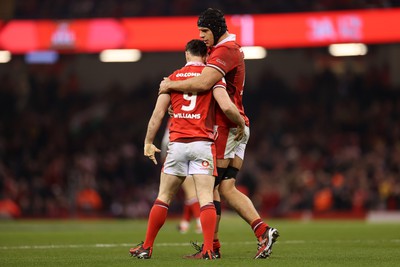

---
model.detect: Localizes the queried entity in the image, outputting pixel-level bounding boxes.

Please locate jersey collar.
[215,33,236,47]
[185,61,206,67]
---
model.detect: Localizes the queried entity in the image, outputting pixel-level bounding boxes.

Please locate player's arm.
[144,93,171,164]
[212,87,245,141]
[160,67,223,94]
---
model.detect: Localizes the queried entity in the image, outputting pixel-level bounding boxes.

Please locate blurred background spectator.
[8,0,400,19]
[0,0,400,219]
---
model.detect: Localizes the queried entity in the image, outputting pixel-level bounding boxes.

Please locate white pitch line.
[0,239,399,250]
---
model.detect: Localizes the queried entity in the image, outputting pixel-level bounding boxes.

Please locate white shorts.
[214,125,250,160]
[163,141,217,177]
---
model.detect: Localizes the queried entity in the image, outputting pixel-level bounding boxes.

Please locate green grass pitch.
[0,214,399,267]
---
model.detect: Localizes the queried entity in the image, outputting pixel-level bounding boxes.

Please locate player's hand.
[167,105,174,117]
[234,125,245,141]
[144,143,161,165]
[159,77,171,95]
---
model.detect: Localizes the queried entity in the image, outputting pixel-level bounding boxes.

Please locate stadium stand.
[0,0,399,218]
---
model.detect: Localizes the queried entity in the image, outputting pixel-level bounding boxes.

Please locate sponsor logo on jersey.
[173,113,201,119]
[176,72,201,78]
[216,58,227,66]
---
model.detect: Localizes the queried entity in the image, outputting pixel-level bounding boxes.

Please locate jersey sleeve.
[212,77,227,90]
[207,46,239,76]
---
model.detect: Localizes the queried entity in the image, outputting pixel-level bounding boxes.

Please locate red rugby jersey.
[207,34,250,128]
[168,61,226,142]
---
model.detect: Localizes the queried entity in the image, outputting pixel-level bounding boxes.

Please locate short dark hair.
[185,39,208,57]
[197,8,227,45]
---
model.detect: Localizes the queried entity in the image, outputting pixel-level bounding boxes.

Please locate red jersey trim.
[207,64,226,76]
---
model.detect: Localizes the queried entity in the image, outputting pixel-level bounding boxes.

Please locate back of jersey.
[168,62,216,142]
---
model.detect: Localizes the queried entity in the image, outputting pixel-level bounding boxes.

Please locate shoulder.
[169,66,189,79]
[212,42,243,59]
[215,40,241,51]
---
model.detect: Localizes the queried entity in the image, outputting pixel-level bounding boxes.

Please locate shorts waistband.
[173,137,213,143]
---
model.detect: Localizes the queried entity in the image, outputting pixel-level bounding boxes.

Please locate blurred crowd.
[0,60,161,218]
[11,0,400,19]
[1,51,399,219]
[242,61,400,217]
[1,0,400,219]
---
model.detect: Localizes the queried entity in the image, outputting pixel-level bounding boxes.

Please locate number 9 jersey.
[168,61,226,142]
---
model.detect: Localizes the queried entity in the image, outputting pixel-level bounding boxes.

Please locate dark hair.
[185,39,208,57]
[197,8,227,45]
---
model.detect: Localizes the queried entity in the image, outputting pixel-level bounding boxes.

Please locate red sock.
[213,239,221,250]
[182,203,191,222]
[190,201,200,219]
[199,203,216,253]
[251,218,268,239]
[143,199,169,249]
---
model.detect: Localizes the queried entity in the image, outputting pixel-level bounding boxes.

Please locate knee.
[219,181,236,198]
[157,193,174,205]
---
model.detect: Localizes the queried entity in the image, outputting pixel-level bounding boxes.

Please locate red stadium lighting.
[0,8,400,53]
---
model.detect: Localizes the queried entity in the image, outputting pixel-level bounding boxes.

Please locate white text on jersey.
[176,72,201,78]
[173,113,201,119]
